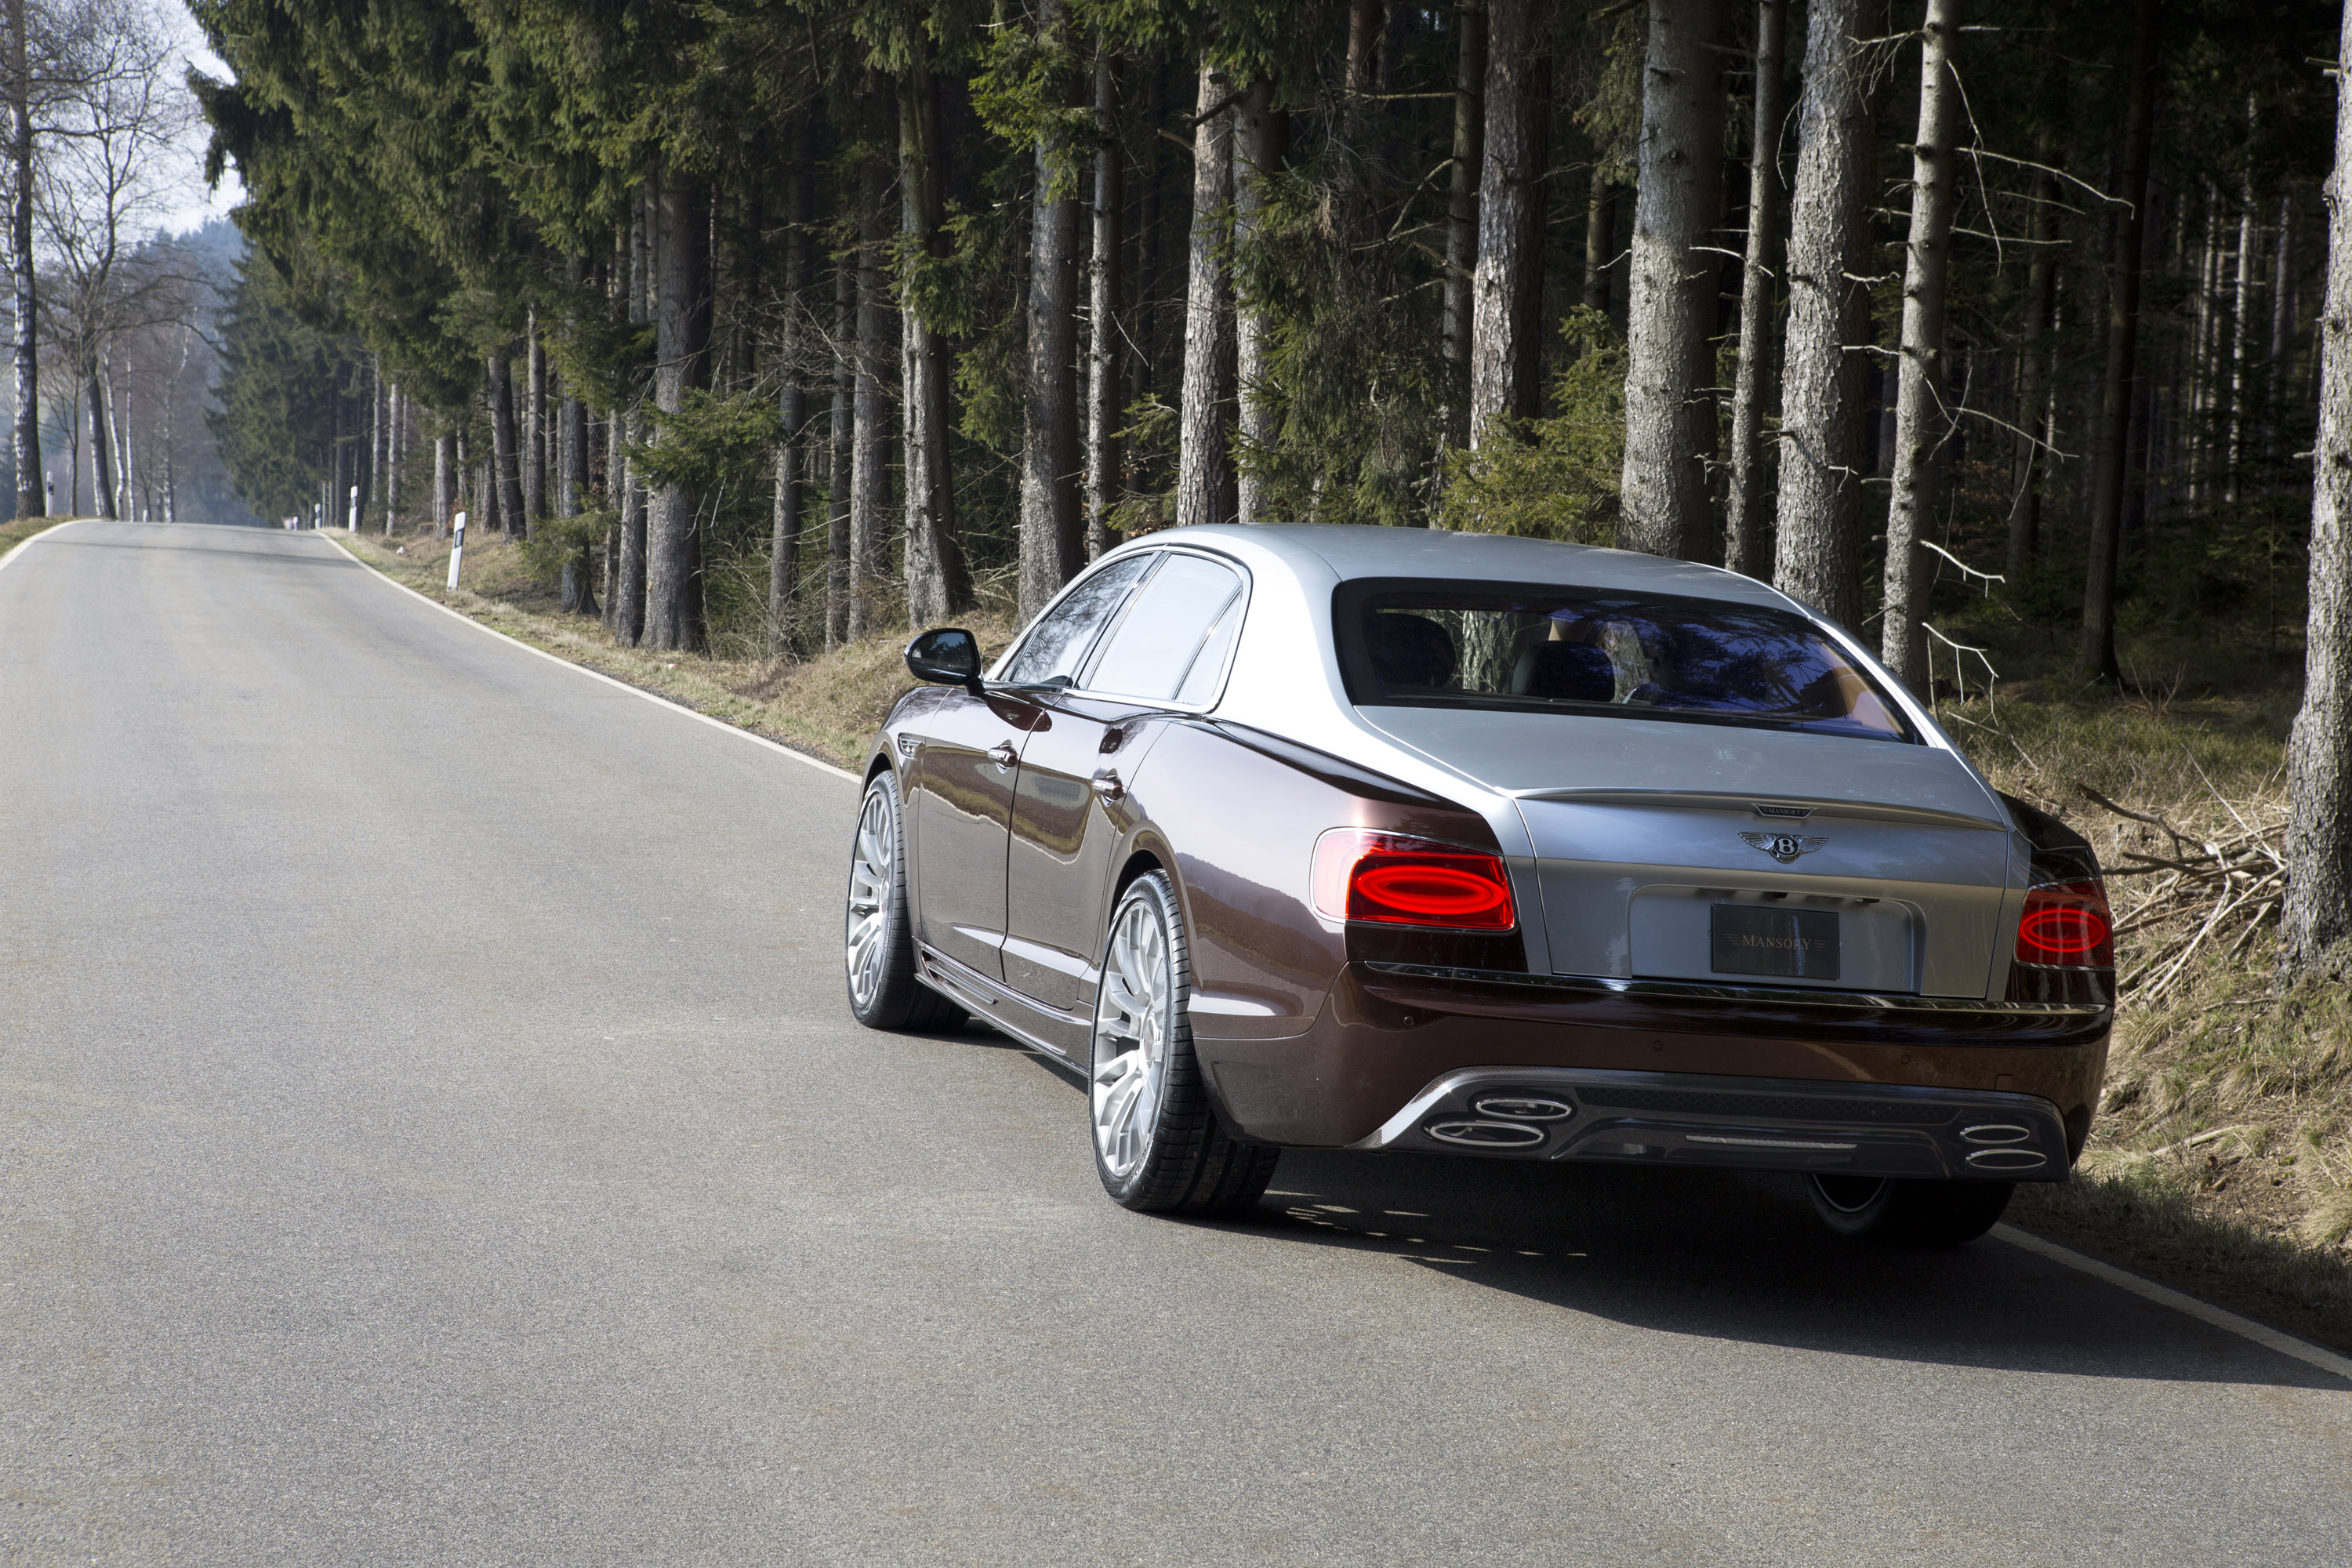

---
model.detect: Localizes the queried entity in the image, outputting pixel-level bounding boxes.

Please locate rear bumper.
[1348,1065,2071,1181]
[1194,961,2110,1160]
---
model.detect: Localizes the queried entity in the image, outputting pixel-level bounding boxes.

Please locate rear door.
[1003,552,1247,1017]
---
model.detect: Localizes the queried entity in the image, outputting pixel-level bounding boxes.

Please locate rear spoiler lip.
[1508,787,2005,833]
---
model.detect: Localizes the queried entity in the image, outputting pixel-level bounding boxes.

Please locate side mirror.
[906,627,985,695]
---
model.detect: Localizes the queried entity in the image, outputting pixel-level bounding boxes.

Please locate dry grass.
[336,529,1017,769]
[329,530,2352,1350]
[0,514,78,561]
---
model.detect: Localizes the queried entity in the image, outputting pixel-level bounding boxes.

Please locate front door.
[1002,694,1156,1017]
[902,687,1041,981]
[1003,550,1247,1019]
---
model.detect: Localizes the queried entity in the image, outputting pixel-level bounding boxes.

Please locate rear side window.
[1000,553,1155,685]
[1085,554,1245,702]
[1336,579,1912,742]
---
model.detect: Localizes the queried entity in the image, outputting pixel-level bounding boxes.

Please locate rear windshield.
[1336,580,1913,742]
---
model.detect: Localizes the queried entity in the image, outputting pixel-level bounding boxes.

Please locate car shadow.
[1006,1044,2341,1391]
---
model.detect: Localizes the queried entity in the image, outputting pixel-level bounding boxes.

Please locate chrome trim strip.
[916,944,1083,1062]
[1361,961,2107,1018]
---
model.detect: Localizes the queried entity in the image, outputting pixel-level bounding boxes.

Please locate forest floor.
[335,527,2352,1356]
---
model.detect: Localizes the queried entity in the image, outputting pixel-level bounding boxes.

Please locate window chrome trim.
[1066,546,1254,713]
[1361,961,2108,1018]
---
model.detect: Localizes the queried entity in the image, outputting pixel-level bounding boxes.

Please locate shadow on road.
[1000,1042,2342,1391]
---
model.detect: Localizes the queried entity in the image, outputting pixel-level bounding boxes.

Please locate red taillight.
[2016,881,2114,967]
[1312,829,1516,931]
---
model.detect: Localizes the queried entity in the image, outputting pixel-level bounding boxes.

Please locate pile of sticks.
[2074,782,2288,1001]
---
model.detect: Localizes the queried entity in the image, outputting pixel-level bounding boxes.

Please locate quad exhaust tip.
[1965,1147,2047,1171]
[1472,1095,1574,1122]
[1960,1123,2034,1145]
[1426,1119,1548,1149]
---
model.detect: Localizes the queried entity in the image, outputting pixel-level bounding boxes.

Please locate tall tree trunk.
[1129,63,1165,418]
[524,308,546,521]
[851,205,890,641]
[2269,191,2298,463]
[86,374,116,519]
[1582,178,1613,314]
[1772,0,1886,630]
[2006,128,2060,579]
[8,0,35,521]
[1879,0,1963,692]
[1020,0,1085,618]
[1725,0,1788,580]
[2283,0,2352,981]
[900,55,972,627]
[1232,78,1283,526]
[1175,59,1236,528]
[646,170,713,652]
[1085,47,1123,559]
[615,201,653,646]
[384,384,400,532]
[433,429,452,539]
[488,348,525,542]
[770,132,813,656]
[1617,0,1729,561]
[829,252,854,649]
[1443,0,1487,452]
[2079,0,2158,684]
[2227,133,2256,505]
[1468,0,1542,448]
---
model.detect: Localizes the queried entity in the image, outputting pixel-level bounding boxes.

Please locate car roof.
[1123,524,1801,612]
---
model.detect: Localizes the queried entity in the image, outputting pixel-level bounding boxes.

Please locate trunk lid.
[1361,709,2016,998]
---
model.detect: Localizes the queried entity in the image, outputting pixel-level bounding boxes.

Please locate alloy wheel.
[1091,897,1172,1180]
[844,788,894,1010]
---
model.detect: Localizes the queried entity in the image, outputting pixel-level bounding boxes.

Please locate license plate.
[1710,905,1840,981]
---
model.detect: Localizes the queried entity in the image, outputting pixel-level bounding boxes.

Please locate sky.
[156,2,241,238]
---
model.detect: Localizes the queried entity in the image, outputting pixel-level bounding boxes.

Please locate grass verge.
[331,527,2352,1356]
[0,514,78,561]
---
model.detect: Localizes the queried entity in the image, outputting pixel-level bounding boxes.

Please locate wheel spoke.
[1091,887,1180,1181]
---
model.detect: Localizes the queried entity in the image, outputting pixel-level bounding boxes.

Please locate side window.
[1084,554,1245,702]
[999,554,1156,685]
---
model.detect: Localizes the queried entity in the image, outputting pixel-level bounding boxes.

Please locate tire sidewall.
[844,773,910,1026]
[1091,873,1191,1206]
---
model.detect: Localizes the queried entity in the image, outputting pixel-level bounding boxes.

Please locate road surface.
[3,521,2347,1566]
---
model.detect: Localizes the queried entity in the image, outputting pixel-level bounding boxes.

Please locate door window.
[998,553,1156,686]
[1083,554,1245,702]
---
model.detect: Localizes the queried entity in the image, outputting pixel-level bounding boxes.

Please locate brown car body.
[869,526,2111,1190]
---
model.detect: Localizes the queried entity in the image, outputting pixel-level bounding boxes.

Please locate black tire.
[843,771,965,1033]
[1088,871,1280,1218]
[1806,1174,2014,1247]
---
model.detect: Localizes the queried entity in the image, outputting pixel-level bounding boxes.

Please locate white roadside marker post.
[347,485,359,532]
[447,510,466,590]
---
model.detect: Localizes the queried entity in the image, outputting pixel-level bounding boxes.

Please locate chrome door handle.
[986,742,1018,770]
[1091,768,1124,800]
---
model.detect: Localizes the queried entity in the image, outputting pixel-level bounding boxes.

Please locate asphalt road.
[3,520,2347,1566]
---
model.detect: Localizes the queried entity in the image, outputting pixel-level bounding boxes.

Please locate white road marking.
[314,529,859,783]
[1994,1223,2352,1385]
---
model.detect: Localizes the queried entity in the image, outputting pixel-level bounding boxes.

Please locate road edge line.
[1992,1222,2352,1385]
[0,517,84,575]
[312,532,861,784]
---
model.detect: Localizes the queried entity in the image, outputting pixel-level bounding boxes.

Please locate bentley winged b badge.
[1741,830,1828,864]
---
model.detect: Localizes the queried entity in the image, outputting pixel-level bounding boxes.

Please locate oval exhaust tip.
[1472,1095,1574,1122]
[1960,1123,2034,1145]
[1426,1119,1547,1149]
[1965,1148,2047,1171]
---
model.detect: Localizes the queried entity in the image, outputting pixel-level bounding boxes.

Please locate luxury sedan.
[846,525,2114,1246]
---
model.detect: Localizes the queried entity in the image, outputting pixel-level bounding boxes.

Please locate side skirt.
[917,943,1091,1065]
